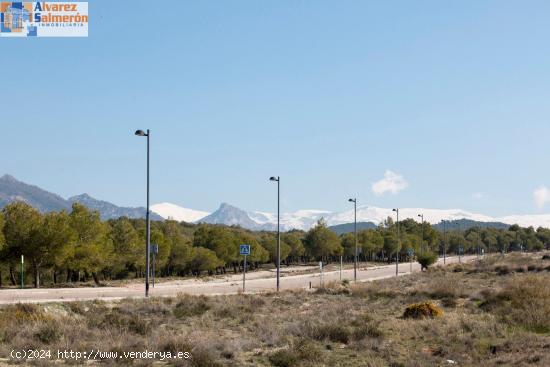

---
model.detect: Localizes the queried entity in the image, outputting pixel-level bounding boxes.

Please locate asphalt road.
[0,256,476,304]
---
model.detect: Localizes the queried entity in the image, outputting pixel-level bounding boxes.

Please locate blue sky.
[1,0,550,216]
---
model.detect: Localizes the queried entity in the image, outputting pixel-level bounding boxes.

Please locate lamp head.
[392,208,398,212]
[348,198,355,203]
[269,176,279,181]
[135,129,147,137]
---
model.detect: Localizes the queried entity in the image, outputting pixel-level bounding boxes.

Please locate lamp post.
[135,129,150,297]
[21,255,24,289]
[418,214,424,255]
[392,208,400,276]
[442,220,447,264]
[348,198,357,282]
[477,227,481,259]
[269,176,280,292]
[458,221,462,263]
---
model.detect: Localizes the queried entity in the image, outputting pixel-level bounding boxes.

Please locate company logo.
[1,2,88,37]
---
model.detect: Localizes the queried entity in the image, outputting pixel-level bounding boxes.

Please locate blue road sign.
[240,244,251,255]
[407,248,414,257]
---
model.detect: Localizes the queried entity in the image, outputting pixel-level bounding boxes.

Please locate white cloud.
[371,170,408,196]
[533,186,550,209]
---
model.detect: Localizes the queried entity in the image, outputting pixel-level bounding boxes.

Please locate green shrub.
[352,321,384,339]
[8,303,46,323]
[189,346,223,367]
[427,275,460,299]
[403,302,443,319]
[159,336,193,354]
[292,339,323,362]
[35,321,61,343]
[66,302,86,315]
[315,281,351,295]
[93,308,151,335]
[441,297,457,308]
[269,349,298,367]
[128,317,151,335]
[417,252,438,270]
[213,303,252,319]
[307,322,352,343]
[495,265,511,275]
[173,296,210,319]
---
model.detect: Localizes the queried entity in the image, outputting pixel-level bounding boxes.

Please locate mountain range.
[0,174,162,220]
[2,174,550,231]
[152,202,550,231]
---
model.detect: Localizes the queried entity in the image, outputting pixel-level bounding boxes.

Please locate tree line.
[0,201,548,288]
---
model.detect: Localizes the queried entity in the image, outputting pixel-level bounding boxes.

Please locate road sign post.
[151,244,159,288]
[407,248,414,273]
[339,255,342,281]
[319,261,323,288]
[21,255,24,289]
[240,245,251,292]
[243,254,247,292]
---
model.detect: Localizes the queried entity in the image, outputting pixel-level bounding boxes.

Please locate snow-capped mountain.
[151,201,550,231]
[198,203,274,230]
[249,209,332,231]
[150,202,209,223]
[196,204,334,231]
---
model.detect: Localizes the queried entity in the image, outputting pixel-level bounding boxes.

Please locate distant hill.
[68,193,163,221]
[328,219,510,235]
[328,222,377,235]
[432,219,510,231]
[0,174,161,220]
[0,174,70,212]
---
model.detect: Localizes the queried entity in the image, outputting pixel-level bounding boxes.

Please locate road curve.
[0,256,476,304]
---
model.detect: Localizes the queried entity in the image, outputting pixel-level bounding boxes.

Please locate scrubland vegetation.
[0,253,548,366]
[1,201,549,289]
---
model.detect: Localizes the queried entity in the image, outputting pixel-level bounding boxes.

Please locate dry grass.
[0,253,548,366]
[479,274,550,333]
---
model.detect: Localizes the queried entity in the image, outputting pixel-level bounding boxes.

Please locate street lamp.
[348,198,357,282]
[135,129,150,297]
[442,220,447,264]
[269,176,280,292]
[477,227,481,259]
[417,214,424,255]
[393,208,400,276]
